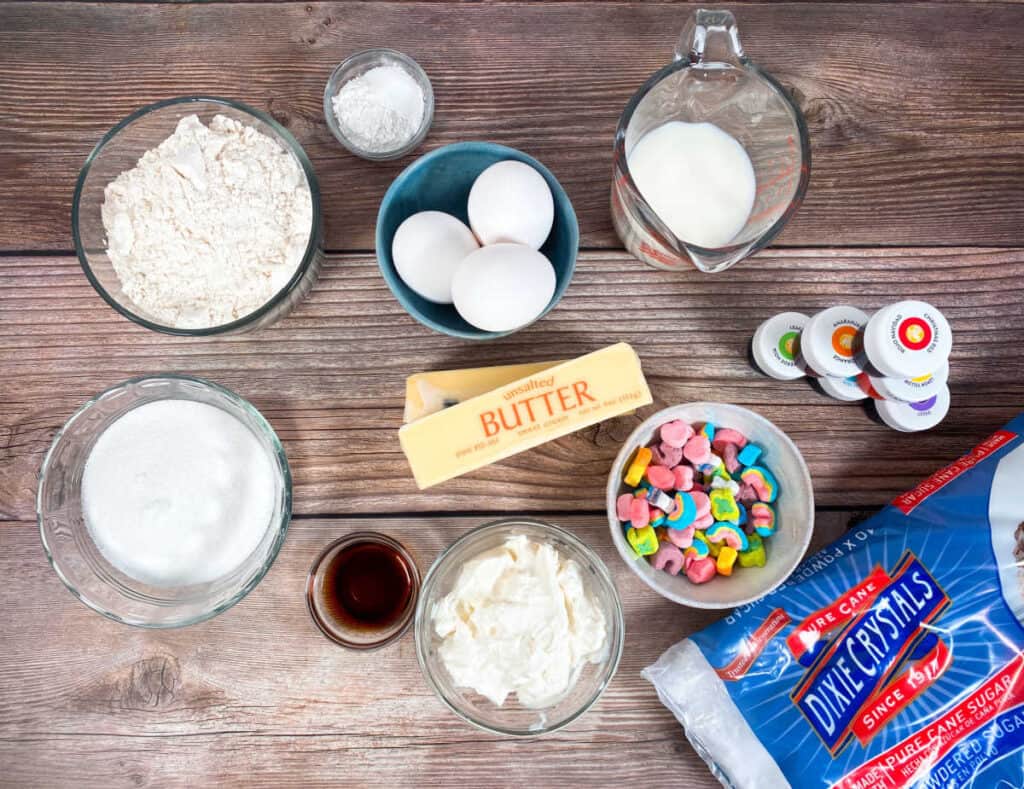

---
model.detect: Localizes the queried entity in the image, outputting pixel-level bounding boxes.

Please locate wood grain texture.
[0,512,857,788]
[2,247,1022,521]
[2,2,1024,252]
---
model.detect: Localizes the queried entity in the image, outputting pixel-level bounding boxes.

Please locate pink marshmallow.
[616,493,635,521]
[672,464,694,492]
[683,435,712,465]
[630,497,650,529]
[651,543,684,576]
[723,443,741,475]
[737,482,759,504]
[645,464,675,490]
[663,525,695,549]
[751,504,774,530]
[711,429,748,452]
[660,419,694,449]
[690,490,711,518]
[692,513,715,530]
[685,556,717,584]
[657,442,683,469]
[745,477,772,503]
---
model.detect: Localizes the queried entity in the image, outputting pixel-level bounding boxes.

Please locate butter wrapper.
[403,360,563,423]
[399,343,652,489]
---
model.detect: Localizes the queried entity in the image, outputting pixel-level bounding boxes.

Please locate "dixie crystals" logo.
[790,551,950,755]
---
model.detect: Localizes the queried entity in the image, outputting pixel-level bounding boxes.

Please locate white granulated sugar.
[332,65,425,153]
[101,114,312,329]
[81,399,278,588]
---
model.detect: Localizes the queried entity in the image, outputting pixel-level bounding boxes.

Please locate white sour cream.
[431,535,608,709]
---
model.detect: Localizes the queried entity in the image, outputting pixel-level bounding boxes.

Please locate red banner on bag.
[833,651,1024,789]
[892,430,1016,514]
[715,608,791,681]
[851,637,952,745]
[785,566,890,660]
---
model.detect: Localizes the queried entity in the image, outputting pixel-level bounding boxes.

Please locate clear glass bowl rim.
[322,48,435,161]
[613,57,812,257]
[71,95,323,336]
[36,373,293,628]
[413,517,625,737]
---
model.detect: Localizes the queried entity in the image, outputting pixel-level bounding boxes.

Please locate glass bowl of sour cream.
[37,375,291,628]
[414,519,624,736]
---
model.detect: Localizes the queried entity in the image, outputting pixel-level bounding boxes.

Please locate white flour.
[101,114,312,329]
[332,65,425,153]
[81,399,278,588]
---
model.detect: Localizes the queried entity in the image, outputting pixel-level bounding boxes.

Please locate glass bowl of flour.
[414,519,624,736]
[72,97,322,335]
[37,375,291,628]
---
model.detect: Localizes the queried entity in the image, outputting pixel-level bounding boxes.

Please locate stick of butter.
[399,343,652,489]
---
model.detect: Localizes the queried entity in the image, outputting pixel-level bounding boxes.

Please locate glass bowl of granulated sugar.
[38,374,292,628]
[73,97,323,335]
[324,48,434,161]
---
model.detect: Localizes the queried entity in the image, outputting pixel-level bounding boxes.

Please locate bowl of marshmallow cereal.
[607,403,814,609]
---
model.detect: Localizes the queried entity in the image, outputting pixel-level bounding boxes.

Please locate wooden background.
[2,2,1023,786]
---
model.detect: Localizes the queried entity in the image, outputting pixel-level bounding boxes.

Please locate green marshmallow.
[712,465,733,482]
[627,525,659,557]
[709,488,741,522]
[737,533,766,568]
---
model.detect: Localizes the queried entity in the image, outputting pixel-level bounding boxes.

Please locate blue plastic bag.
[644,414,1024,788]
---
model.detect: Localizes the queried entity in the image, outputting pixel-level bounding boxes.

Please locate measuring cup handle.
[675,8,746,66]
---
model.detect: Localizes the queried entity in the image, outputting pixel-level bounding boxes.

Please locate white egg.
[391,211,480,304]
[452,243,557,332]
[467,160,555,250]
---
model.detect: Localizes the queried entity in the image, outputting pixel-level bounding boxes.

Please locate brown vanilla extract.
[318,540,414,630]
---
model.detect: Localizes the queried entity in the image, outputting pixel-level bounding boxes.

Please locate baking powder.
[332,65,425,153]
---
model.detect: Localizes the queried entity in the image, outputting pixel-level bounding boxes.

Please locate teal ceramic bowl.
[376,142,578,340]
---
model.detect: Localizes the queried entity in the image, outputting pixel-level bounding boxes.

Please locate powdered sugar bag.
[644,413,1024,788]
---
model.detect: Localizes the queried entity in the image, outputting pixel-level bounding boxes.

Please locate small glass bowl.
[324,48,434,161]
[414,519,624,736]
[37,375,292,628]
[72,96,323,336]
[306,532,420,650]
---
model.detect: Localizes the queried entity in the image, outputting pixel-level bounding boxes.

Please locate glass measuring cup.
[611,9,810,273]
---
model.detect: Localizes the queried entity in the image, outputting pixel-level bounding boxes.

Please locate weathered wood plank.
[0,512,857,788]
[1,2,1023,251]
[2,248,1021,521]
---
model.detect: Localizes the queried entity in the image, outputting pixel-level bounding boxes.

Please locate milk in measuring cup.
[627,121,756,249]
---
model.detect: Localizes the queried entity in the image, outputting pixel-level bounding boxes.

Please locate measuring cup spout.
[676,9,746,68]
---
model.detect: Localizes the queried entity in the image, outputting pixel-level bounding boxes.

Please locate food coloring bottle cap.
[863,300,952,378]
[855,373,885,400]
[799,306,870,378]
[875,384,951,433]
[868,360,949,404]
[751,312,810,381]
[816,374,870,402]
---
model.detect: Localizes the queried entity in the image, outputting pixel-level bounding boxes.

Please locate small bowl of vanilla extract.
[306,532,420,650]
